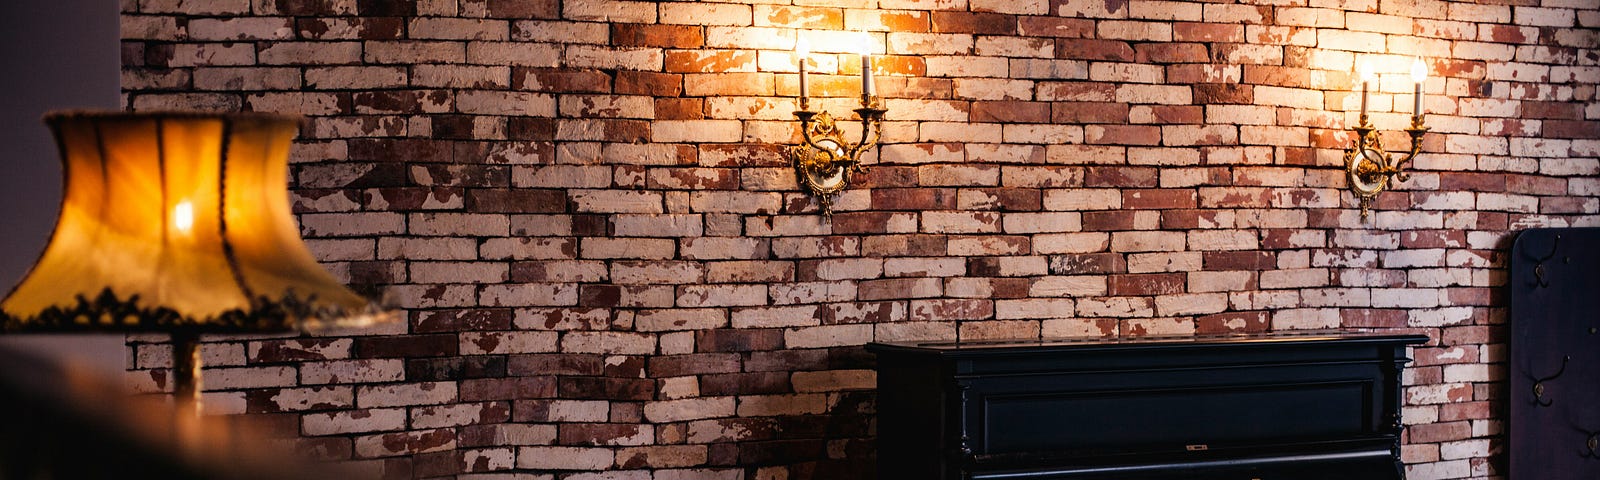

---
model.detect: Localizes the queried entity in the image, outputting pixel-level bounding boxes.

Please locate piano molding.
[1511,228,1600,480]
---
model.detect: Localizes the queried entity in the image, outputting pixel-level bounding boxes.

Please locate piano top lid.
[867,330,1430,356]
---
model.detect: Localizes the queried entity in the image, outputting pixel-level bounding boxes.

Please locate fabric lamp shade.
[1,112,391,333]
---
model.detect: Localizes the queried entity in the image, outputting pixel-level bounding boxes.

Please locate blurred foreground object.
[0,344,366,479]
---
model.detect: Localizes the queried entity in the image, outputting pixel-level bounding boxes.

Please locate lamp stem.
[172,330,203,418]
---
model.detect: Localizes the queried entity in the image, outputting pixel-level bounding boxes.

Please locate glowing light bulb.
[1410,58,1428,118]
[1410,58,1428,84]
[173,201,194,233]
[795,36,810,58]
[1358,61,1376,84]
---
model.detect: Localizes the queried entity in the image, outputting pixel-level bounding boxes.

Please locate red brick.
[1438,172,1507,192]
[1085,167,1158,188]
[1173,22,1245,43]
[557,377,655,401]
[1048,253,1126,275]
[1341,309,1408,328]
[701,372,791,395]
[356,335,459,358]
[873,55,927,76]
[972,101,1051,123]
[1203,251,1275,271]
[931,11,1016,35]
[861,235,949,257]
[1193,84,1253,103]
[964,188,1043,211]
[1144,105,1203,124]
[407,357,507,381]
[650,353,742,377]
[252,339,351,363]
[1055,39,1136,62]
[516,68,612,93]
[1088,125,1161,145]
[872,188,957,210]
[466,189,567,213]
[832,212,905,234]
[1439,401,1493,421]
[1400,230,1467,249]
[1108,273,1185,296]
[1053,102,1130,123]
[1243,65,1310,88]
[559,423,650,446]
[1196,311,1269,334]
[696,329,785,352]
[665,50,755,73]
[485,0,559,19]
[615,71,682,96]
[1408,421,1472,443]
[1160,208,1229,229]
[1135,43,1209,63]
[507,354,605,377]
[461,377,557,401]
[1122,189,1197,209]
[761,6,843,29]
[1543,120,1600,139]
[349,139,455,163]
[613,24,704,48]
[1019,17,1094,38]
[1081,211,1137,231]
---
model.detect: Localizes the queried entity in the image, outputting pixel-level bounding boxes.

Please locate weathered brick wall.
[120,0,1598,478]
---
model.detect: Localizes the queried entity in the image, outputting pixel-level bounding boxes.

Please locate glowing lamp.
[1,111,394,413]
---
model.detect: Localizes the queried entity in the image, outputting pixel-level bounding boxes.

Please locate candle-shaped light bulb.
[795,36,810,106]
[1357,60,1374,118]
[859,33,876,97]
[173,201,194,233]
[1410,58,1427,118]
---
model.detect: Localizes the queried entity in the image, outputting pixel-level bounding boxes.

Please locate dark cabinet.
[868,332,1427,480]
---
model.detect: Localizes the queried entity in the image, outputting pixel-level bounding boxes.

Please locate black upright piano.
[867,331,1428,480]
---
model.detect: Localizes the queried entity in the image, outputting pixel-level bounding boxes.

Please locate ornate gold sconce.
[789,34,886,215]
[1346,58,1430,220]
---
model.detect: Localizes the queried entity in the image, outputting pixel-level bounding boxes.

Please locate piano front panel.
[977,380,1374,454]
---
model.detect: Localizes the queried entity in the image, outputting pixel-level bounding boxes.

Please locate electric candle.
[1410,58,1428,119]
[1358,60,1375,118]
[859,34,875,97]
[796,36,810,106]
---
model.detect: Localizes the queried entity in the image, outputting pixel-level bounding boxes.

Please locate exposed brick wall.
[120,0,1598,478]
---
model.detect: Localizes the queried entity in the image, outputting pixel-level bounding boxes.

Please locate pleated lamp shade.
[1,112,392,333]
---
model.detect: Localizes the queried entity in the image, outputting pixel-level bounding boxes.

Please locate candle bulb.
[795,36,810,108]
[1357,60,1375,118]
[1410,57,1428,120]
[859,34,875,97]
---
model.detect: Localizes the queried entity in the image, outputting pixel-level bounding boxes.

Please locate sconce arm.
[1392,121,1430,181]
[794,110,845,161]
[850,107,887,164]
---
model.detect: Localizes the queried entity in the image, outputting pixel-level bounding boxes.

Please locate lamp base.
[171,330,202,418]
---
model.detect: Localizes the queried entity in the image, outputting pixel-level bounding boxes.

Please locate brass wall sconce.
[789,34,886,215]
[1346,58,1430,219]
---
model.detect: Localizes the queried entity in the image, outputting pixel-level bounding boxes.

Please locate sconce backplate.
[1346,145,1390,197]
[789,111,857,215]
